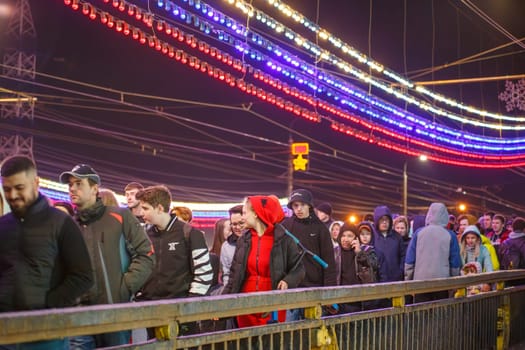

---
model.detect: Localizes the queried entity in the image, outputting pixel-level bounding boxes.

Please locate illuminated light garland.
[161,0,525,150]
[254,66,525,152]
[67,0,320,123]
[64,1,525,167]
[144,1,525,153]
[41,188,72,203]
[258,0,525,124]
[223,0,525,130]
[168,0,525,141]
[102,0,525,157]
[330,122,525,168]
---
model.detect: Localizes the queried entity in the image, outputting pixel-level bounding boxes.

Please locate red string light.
[65,0,525,167]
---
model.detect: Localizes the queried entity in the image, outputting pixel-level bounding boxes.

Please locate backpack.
[106,209,137,274]
[111,209,193,273]
[499,237,525,270]
[356,246,379,283]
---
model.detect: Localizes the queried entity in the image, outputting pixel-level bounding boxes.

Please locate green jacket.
[77,199,155,304]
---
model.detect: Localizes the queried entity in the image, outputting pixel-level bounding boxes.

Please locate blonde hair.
[393,215,408,230]
[460,233,480,262]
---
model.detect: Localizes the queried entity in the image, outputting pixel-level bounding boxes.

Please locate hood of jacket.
[461,225,481,241]
[425,202,449,226]
[509,231,525,239]
[357,221,375,245]
[373,205,392,232]
[248,195,284,234]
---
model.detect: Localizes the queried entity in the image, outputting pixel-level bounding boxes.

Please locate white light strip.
[249,0,525,124]
[40,178,287,211]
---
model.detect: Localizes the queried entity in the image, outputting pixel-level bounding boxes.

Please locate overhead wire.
[2,65,522,211]
[0,74,490,190]
[408,37,525,80]
[461,0,525,50]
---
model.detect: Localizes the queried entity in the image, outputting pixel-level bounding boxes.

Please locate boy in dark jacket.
[373,205,406,282]
[357,222,387,310]
[281,189,336,321]
[135,185,213,335]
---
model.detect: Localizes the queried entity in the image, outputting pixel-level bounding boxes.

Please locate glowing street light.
[0,2,13,18]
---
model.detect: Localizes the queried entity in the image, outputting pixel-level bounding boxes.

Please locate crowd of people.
[1,155,525,349]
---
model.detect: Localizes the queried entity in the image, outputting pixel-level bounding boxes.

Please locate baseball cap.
[287,189,314,209]
[59,164,101,185]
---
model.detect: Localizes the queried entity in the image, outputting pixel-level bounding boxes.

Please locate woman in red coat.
[223,195,305,327]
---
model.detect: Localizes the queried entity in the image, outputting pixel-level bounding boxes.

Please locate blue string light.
[154,0,525,153]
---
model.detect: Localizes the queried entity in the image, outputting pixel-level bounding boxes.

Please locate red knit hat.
[248,195,284,232]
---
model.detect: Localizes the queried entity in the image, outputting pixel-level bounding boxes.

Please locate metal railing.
[1,270,525,349]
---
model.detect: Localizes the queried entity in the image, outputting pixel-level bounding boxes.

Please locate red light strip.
[331,122,525,168]
[65,0,523,168]
[84,1,322,122]
[95,0,525,162]
[251,69,525,162]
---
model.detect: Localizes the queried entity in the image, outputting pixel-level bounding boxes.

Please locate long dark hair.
[211,218,229,256]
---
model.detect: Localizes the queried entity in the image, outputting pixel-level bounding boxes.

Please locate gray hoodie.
[405,203,462,280]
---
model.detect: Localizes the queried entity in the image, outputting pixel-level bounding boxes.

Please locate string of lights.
[238,0,525,123]
[107,0,525,153]
[60,0,525,167]
[149,0,525,145]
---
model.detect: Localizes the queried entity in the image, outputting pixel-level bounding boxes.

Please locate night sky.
[1,0,525,217]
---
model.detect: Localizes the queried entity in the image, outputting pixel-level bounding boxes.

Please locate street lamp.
[403,155,428,217]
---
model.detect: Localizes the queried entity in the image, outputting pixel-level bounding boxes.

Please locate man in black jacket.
[0,156,93,349]
[282,189,337,321]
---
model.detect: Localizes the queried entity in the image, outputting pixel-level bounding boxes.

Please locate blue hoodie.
[373,206,406,282]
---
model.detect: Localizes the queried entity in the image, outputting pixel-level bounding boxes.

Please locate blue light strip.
[238,4,525,130]
[262,0,525,124]
[152,0,525,153]
[41,180,236,219]
[41,188,71,202]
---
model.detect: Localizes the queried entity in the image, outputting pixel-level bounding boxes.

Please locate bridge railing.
[1,270,525,349]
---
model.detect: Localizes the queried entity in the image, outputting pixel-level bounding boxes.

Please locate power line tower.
[1,0,36,159]
[0,134,33,160]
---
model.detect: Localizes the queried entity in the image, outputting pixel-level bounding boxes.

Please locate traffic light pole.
[287,137,294,197]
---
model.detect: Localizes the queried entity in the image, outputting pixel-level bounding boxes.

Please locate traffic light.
[291,142,309,171]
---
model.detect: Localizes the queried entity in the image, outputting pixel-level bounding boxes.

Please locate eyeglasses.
[231,222,244,227]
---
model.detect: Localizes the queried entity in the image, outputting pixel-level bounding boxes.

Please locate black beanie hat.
[316,202,333,216]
